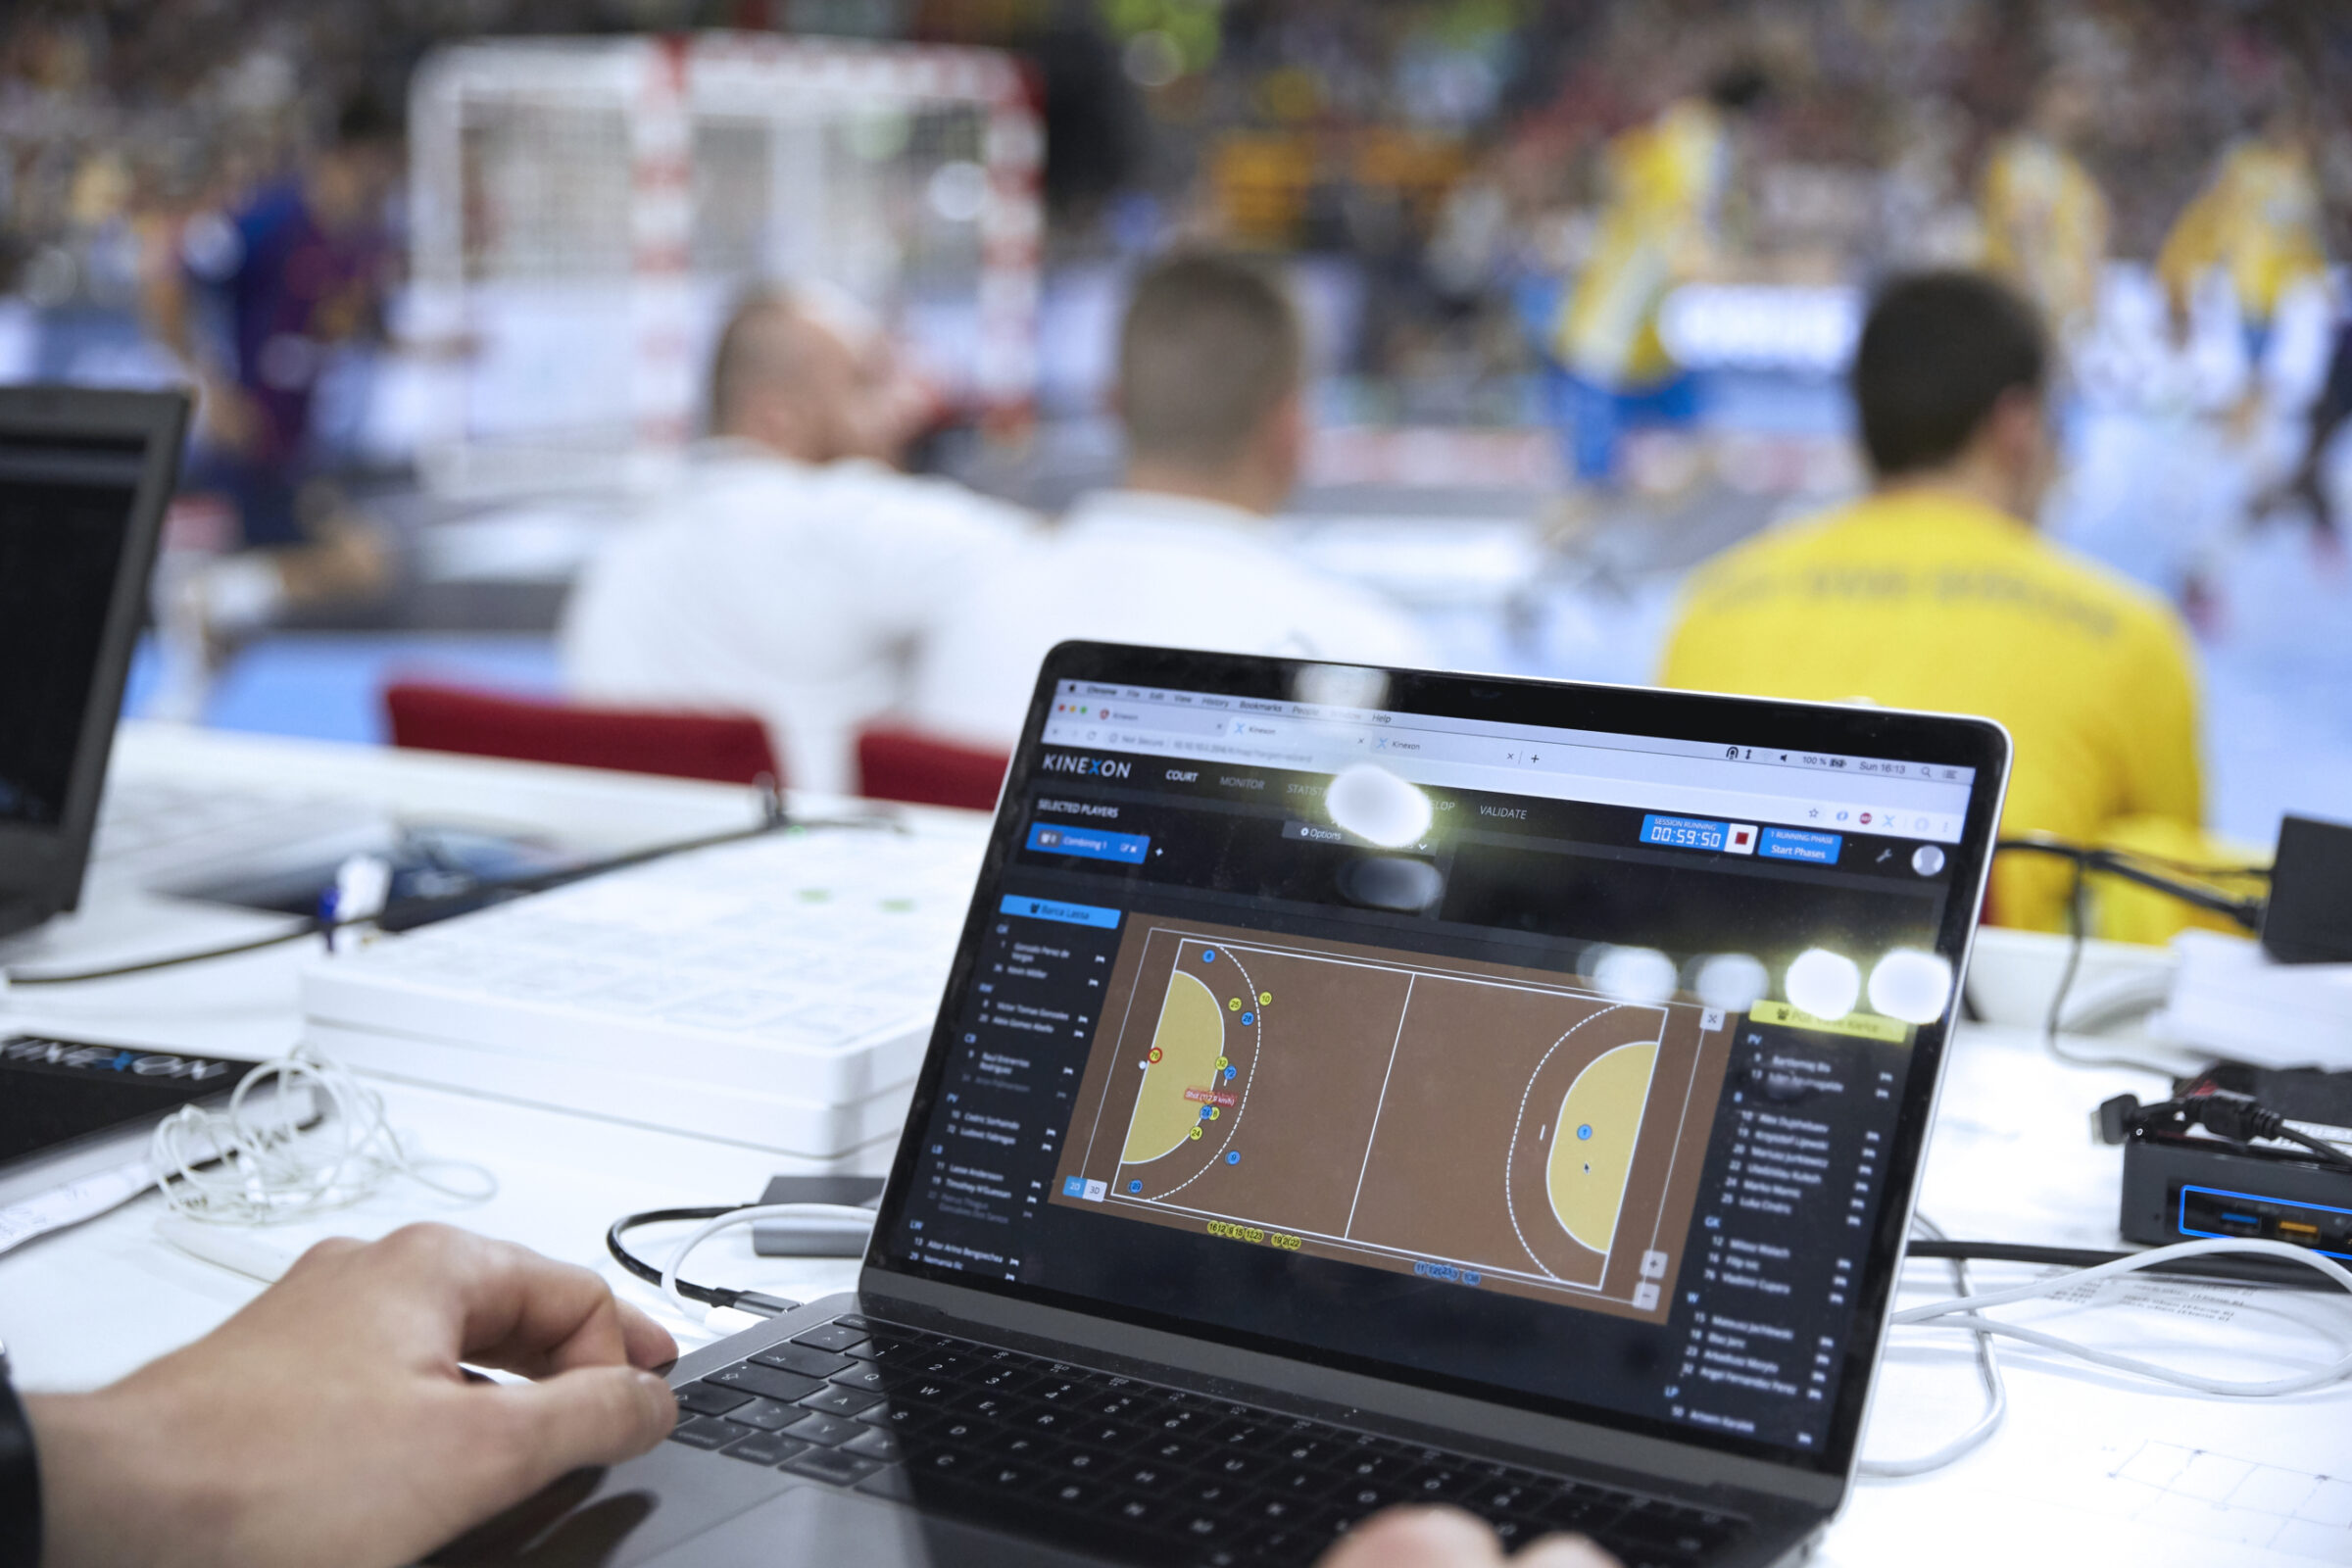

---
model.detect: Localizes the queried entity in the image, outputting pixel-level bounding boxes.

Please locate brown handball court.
[1050,917,1736,1320]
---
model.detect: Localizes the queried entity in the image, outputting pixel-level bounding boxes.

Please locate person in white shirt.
[908,251,1429,748]
[562,287,1034,795]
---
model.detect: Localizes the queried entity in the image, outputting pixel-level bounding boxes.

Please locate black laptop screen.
[878,652,2004,1474]
[0,435,144,828]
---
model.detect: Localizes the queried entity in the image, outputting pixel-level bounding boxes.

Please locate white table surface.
[3,724,2345,1568]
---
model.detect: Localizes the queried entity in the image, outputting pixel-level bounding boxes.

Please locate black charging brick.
[2261,814,2352,965]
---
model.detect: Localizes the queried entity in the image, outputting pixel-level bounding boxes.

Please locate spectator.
[1659,272,2208,935]
[908,252,1429,748]
[561,285,1035,796]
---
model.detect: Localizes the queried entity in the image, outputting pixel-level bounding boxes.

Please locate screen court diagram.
[1052,920,1728,1316]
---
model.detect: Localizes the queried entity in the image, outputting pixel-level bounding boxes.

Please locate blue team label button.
[1026,823,1151,864]
[1759,828,1842,864]
[1641,813,1729,852]
[1000,894,1122,929]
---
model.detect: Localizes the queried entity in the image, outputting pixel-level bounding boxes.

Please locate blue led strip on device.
[2177,1183,2352,1260]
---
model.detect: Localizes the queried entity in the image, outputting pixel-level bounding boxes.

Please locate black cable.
[1906,1240,2340,1291]
[605,1205,797,1316]
[1993,837,2267,928]
[1991,835,2268,1063]
[2046,849,2090,1052]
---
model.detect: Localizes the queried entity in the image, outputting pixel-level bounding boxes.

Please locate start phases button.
[1759,827,1842,864]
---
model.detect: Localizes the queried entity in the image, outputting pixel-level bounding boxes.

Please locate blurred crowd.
[8,2,2349,387]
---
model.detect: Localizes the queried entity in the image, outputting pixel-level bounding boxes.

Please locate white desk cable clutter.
[608,1198,879,1333]
[1858,1228,2352,1479]
[149,1046,496,1224]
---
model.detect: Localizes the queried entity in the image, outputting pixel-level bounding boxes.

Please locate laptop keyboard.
[666,1314,1748,1567]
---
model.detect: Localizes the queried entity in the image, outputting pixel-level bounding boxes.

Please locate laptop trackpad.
[644,1486,1113,1567]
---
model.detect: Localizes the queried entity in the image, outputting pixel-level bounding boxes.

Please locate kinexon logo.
[1041,753,1132,778]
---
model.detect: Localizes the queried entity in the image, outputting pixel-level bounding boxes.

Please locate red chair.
[856,724,1009,811]
[382,681,782,786]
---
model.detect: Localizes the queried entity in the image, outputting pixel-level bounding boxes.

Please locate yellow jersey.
[2157,138,2327,323]
[1658,490,2204,934]
[1981,133,2110,331]
[1555,99,1727,385]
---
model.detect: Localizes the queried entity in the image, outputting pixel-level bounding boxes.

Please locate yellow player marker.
[1122,971,1225,1164]
[1259,992,1271,1005]
[1229,998,1242,1011]
[1546,1042,1659,1254]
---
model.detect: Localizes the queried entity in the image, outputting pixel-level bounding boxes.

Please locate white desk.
[3,726,2345,1567]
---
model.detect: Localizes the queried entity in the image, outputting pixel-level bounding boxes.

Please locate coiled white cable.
[1890,1237,2352,1397]
[1859,1214,2006,1480]
[658,1202,878,1320]
[1862,1233,2352,1478]
[148,1045,497,1224]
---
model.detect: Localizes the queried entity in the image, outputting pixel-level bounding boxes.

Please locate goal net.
[407,32,1042,497]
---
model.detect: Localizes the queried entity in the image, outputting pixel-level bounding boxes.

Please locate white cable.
[1859,1214,2007,1480]
[659,1202,877,1320]
[1863,1233,2352,1478]
[148,1045,497,1225]
[1891,1238,2352,1398]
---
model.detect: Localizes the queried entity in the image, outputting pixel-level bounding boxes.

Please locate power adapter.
[750,1175,883,1256]
[2263,812,2352,964]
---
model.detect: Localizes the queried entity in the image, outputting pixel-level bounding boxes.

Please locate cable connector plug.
[2187,1088,2287,1144]
[2095,1094,2142,1146]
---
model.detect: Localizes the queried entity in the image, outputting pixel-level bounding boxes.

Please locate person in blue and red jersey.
[147,92,403,641]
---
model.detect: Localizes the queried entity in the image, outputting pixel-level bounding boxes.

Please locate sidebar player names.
[898,897,1917,1454]
[901,898,1125,1281]
[1656,1020,1908,1448]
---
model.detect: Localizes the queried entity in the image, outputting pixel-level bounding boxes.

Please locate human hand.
[27,1223,677,1568]
[1320,1506,1623,1567]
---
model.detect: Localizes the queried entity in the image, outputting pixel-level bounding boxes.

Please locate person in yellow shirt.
[1549,68,1770,484]
[1980,75,2110,337]
[1659,272,2206,935]
[2156,98,2326,347]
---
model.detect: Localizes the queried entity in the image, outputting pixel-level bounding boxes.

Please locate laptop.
[446,641,2009,1568]
[0,385,190,941]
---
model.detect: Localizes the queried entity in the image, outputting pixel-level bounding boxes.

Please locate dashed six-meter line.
[1152,943,1262,1201]
[1503,1005,1632,1281]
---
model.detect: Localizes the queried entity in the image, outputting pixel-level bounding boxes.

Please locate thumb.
[499,1365,677,1485]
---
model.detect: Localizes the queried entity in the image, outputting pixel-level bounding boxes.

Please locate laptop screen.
[877,651,2003,1474]
[0,432,147,828]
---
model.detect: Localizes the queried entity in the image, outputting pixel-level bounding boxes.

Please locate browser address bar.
[1038,718,1967,842]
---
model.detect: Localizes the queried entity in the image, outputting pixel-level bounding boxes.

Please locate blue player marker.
[1225,1151,1241,1165]
[1577,1123,1593,1141]
[1223,1065,1237,1082]
[1241,1011,1254,1025]
[1201,949,1216,962]
[1128,1179,1142,1194]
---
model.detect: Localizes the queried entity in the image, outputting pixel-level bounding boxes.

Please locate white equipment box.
[302,823,985,1161]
